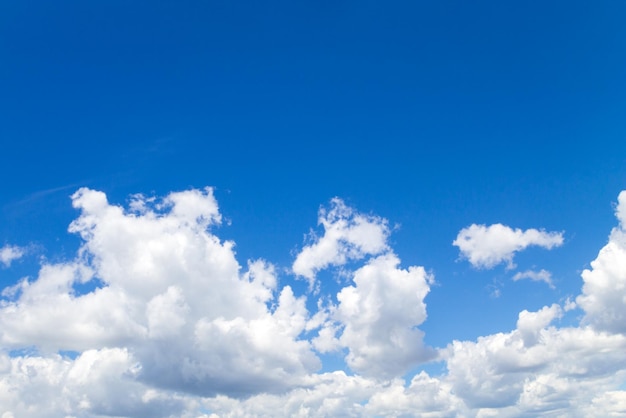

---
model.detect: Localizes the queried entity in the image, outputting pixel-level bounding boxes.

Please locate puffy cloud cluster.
[0,187,322,416]
[0,188,626,417]
[442,313,626,416]
[200,371,463,417]
[0,348,191,418]
[453,223,563,269]
[291,199,435,378]
[292,198,390,287]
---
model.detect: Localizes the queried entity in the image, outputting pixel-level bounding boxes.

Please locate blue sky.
[1,1,626,416]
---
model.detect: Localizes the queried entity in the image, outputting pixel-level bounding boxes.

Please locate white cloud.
[333,253,436,378]
[516,303,562,346]
[443,316,626,414]
[1,188,626,417]
[0,187,320,406]
[292,198,390,287]
[0,245,25,267]
[291,199,435,378]
[201,371,464,418]
[453,223,564,269]
[512,269,555,288]
[585,390,626,417]
[0,348,192,418]
[577,191,626,334]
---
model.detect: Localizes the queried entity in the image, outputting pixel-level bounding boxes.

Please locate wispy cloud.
[3,183,87,214]
[512,269,555,289]
[0,244,25,267]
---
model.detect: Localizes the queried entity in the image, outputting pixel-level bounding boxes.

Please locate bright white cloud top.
[292,197,390,287]
[453,223,564,269]
[0,188,626,417]
[577,190,626,335]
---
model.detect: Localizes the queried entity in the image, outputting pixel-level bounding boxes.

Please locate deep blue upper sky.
[1,0,626,345]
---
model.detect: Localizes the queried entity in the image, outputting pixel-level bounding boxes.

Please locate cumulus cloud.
[201,371,463,417]
[0,348,191,418]
[333,253,436,378]
[577,191,626,334]
[0,187,320,409]
[512,269,555,288]
[1,188,626,417]
[516,303,562,346]
[443,315,626,415]
[453,223,564,269]
[0,245,25,267]
[292,198,389,287]
[291,200,435,378]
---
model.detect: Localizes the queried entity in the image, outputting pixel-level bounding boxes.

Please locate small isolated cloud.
[0,245,25,267]
[453,223,563,269]
[292,198,389,287]
[512,269,555,289]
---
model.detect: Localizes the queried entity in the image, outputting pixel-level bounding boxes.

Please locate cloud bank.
[0,188,625,417]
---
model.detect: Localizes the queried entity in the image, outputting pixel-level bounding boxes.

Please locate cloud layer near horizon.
[0,188,625,417]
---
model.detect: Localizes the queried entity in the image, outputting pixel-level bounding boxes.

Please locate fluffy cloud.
[443,314,626,416]
[577,190,626,334]
[292,198,389,287]
[201,371,463,418]
[1,188,626,417]
[333,254,436,378]
[439,192,626,416]
[512,269,555,288]
[0,187,321,412]
[292,200,435,378]
[0,348,192,418]
[0,245,25,267]
[453,223,564,269]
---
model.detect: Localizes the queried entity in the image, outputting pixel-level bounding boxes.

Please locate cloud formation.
[292,198,390,287]
[332,253,435,377]
[0,245,25,267]
[453,223,564,269]
[0,188,320,403]
[0,188,625,417]
[577,190,626,334]
[292,200,435,378]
